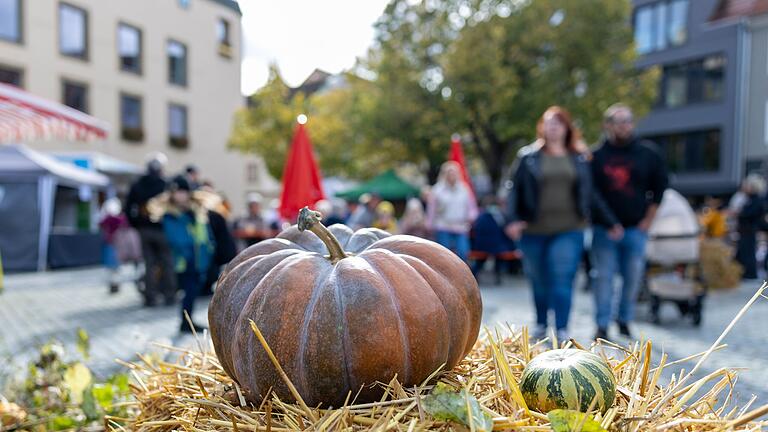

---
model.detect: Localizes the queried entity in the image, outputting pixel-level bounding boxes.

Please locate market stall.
[0,145,109,271]
[0,83,111,272]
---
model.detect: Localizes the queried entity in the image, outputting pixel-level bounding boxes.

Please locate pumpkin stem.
[297,206,347,262]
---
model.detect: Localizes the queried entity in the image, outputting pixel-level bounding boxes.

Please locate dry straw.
[112,284,768,431]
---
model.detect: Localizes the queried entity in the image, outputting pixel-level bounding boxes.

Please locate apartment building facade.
[631,0,768,195]
[0,0,276,213]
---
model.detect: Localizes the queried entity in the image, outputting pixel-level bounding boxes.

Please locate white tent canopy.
[53,151,143,177]
[0,145,109,187]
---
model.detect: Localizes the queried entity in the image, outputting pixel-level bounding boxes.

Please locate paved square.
[1,267,766,409]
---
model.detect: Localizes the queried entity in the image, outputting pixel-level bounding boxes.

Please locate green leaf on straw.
[548,409,607,432]
[422,382,494,432]
[63,362,92,404]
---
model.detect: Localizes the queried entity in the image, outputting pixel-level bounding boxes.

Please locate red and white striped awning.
[0,83,109,143]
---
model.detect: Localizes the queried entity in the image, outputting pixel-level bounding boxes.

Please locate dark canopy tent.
[335,169,420,201]
[0,145,109,271]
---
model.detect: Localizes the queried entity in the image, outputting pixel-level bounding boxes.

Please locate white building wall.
[0,0,278,214]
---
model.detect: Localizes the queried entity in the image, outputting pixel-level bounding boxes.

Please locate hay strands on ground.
[117,284,768,431]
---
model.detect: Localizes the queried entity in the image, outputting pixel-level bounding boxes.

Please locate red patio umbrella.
[278,118,325,221]
[448,134,476,202]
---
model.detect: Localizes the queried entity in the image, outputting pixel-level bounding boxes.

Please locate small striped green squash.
[520,349,616,413]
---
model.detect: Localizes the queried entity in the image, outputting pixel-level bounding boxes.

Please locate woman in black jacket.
[505,106,621,342]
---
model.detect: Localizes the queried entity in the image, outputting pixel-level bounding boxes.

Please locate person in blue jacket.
[158,176,215,333]
[471,195,514,284]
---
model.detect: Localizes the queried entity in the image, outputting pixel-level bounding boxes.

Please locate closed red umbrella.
[278,118,325,221]
[448,134,476,202]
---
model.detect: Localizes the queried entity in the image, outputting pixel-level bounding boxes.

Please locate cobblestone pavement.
[2,267,767,410]
[481,272,768,408]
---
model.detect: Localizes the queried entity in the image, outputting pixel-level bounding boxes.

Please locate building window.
[658,54,725,108]
[120,94,143,142]
[118,23,141,74]
[653,2,667,51]
[701,55,726,101]
[668,0,688,45]
[0,64,22,87]
[167,40,187,86]
[178,0,190,9]
[634,6,653,54]
[169,104,188,148]
[217,18,232,57]
[0,0,21,43]
[634,0,688,54]
[663,63,687,107]
[246,162,260,183]
[650,129,721,174]
[59,3,88,60]
[62,80,88,113]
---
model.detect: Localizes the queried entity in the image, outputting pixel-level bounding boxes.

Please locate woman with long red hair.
[505,106,619,342]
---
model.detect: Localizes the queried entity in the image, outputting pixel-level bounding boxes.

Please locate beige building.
[0,0,277,213]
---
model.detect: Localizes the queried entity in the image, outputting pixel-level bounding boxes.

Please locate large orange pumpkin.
[209,207,482,407]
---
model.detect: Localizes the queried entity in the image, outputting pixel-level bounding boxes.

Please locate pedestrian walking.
[505,106,619,342]
[427,161,477,262]
[233,192,267,248]
[373,201,398,233]
[125,153,177,306]
[400,197,429,238]
[471,195,513,284]
[314,199,346,226]
[152,176,215,333]
[184,164,201,191]
[347,193,381,230]
[590,103,668,341]
[98,198,128,294]
[735,174,767,280]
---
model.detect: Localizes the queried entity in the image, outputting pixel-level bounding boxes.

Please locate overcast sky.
[239,1,391,95]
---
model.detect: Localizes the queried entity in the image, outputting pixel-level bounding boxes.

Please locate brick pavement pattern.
[1,267,767,408]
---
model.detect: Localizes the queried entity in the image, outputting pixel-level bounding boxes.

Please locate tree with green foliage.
[230,0,657,190]
[442,0,658,188]
[361,0,463,182]
[229,64,306,180]
[367,0,657,189]
[229,65,394,181]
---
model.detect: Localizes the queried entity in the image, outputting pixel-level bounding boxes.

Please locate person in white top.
[427,161,478,261]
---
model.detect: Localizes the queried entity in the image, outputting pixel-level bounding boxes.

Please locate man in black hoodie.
[591,104,668,341]
[125,153,176,306]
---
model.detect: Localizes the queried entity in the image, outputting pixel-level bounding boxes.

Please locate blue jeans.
[178,267,203,322]
[102,244,119,269]
[519,230,584,330]
[592,227,648,329]
[435,230,470,262]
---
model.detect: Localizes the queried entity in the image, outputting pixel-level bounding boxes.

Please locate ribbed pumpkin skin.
[520,349,616,413]
[208,224,482,407]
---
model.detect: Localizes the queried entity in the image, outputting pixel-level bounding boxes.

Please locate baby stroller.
[645,189,704,326]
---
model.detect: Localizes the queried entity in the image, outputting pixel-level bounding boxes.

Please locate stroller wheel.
[692,310,702,326]
[649,295,661,325]
[691,299,703,326]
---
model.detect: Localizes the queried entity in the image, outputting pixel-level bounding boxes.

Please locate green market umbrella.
[335,169,419,201]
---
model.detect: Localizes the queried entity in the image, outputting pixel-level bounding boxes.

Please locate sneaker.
[532,325,547,341]
[594,327,609,341]
[618,322,633,339]
[180,321,208,334]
